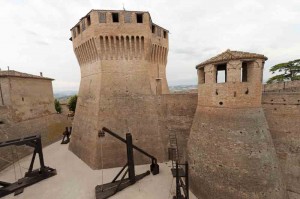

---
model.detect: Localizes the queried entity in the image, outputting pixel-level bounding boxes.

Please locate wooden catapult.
[95,127,159,199]
[0,135,56,198]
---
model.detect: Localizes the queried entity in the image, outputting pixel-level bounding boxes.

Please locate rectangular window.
[125,13,131,23]
[82,20,86,31]
[241,62,248,82]
[87,15,91,26]
[136,13,143,23]
[152,25,156,33]
[163,31,167,38]
[216,64,227,83]
[99,12,106,23]
[112,13,119,23]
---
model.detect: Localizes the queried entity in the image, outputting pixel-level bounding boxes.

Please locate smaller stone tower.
[188,50,287,199]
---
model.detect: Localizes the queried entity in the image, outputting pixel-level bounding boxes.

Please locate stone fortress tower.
[69,10,170,169]
[187,50,287,198]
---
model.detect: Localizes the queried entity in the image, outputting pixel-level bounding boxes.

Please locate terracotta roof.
[0,70,54,80]
[196,49,268,69]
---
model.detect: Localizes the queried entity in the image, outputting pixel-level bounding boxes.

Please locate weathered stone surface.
[188,107,287,199]
[188,50,287,199]
[263,92,300,196]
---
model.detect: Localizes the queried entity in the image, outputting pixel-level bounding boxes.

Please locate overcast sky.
[0,0,299,92]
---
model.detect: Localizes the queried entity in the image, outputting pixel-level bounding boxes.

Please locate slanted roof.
[196,49,268,69]
[0,70,54,80]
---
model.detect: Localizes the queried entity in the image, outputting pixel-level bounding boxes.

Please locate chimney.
[7,66,9,71]
[40,72,43,77]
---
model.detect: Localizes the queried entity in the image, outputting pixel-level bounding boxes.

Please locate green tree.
[54,99,62,113]
[68,95,78,112]
[267,59,300,84]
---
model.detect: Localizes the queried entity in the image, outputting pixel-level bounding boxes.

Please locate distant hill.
[54,90,77,99]
[54,85,197,99]
[169,85,197,93]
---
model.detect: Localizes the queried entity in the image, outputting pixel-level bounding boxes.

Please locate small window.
[125,13,131,23]
[112,13,119,23]
[87,15,91,26]
[99,12,106,23]
[76,25,81,34]
[241,62,248,82]
[152,25,156,33]
[136,13,143,23]
[216,64,227,83]
[163,31,167,38]
[82,20,86,31]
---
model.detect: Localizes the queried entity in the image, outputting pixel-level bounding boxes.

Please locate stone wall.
[263,80,300,92]
[9,77,56,122]
[158,93,197,161]
[0,114,72,170]
[263,92,300,196]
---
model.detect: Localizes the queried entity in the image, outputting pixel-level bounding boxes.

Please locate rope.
[0,156,28,171]
[10,146,17,181]
[100,134,104,191]
[168,176,174,199]
[14,146,23,177]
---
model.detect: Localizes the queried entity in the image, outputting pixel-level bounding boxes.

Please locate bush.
[54,99,62,113]
[68,95,78,112]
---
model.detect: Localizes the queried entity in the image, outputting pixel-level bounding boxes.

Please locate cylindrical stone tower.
[69,10,169,169]
[188,50,287,199]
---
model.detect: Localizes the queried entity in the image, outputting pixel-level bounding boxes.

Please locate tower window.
[136,13,143,23]
[87,15,91,26]
[152,25,156,33]
[99,12,106,23]
[125,13,131,23]
[241,62,248,82]
[112,13,119,23]
[216,64,227,83]
[163,31,167,38]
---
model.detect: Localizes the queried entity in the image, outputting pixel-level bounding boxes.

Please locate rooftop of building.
[71,9,169,32]
[0,70,54,81]
[196,49,268,69]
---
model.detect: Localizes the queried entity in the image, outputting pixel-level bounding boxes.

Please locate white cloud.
[0,0,299,90]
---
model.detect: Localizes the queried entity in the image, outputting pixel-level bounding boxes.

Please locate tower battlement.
[70,10,168,65]
[70,9,169,95]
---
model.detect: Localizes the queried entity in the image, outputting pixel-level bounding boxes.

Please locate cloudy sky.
[0,0,299,92]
